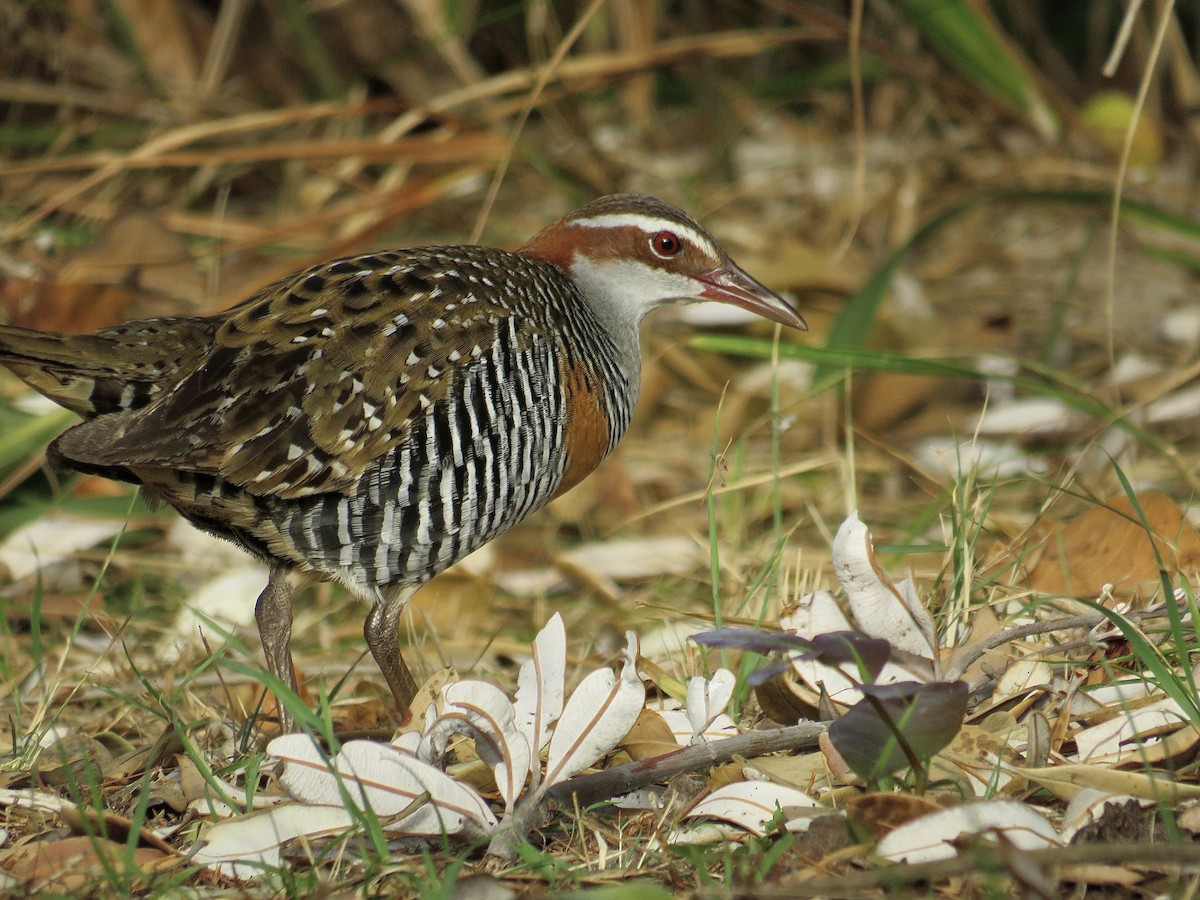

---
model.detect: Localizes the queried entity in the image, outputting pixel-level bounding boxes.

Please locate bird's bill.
[697,263,807,330]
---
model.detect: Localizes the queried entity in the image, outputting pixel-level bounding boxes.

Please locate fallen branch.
[946,605,1164,682]
[486,720,826,861]
[546,720,826,808]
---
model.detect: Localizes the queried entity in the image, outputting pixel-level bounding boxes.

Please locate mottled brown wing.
[54,250,545,499]
[0,317,219,417]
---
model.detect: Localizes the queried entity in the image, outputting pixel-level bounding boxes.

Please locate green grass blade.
[0,406,76,475]
[894,0,1058,136]
[815,200,976,384]
[693,337,1165,455]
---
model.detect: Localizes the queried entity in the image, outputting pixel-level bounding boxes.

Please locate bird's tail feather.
[0,317,218,417]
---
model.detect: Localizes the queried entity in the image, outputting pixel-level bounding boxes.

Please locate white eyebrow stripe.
[568,213,716,257]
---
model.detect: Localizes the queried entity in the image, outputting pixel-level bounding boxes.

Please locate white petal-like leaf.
[559,537,702,580]
[268,735,496,834]
[875,800,1060,863]
[974,397,1080,436]
[513,612,567,789]
[1071,696,1190,764]
[779,594,860,701]
[659,707,739,745]
[685,669,737,737]
[684,782,819,836]
[781,594,917,706]
[160,566,268,661]
[0,516,124,582]
[834,512,936,660]
[419,681,530,811]
[391,730,421,754]
[667,821,753,845]
[191,804,354,880]
[543,631,645,787]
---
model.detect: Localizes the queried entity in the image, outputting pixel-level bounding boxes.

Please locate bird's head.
[519,193,806,330]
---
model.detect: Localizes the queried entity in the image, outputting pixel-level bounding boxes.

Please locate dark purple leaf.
[828,681,967,781]
[744,660,793,687]
[806,632,891,682]
[689,628,815,655]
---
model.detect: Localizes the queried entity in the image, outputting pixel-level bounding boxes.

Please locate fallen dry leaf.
[0,837,175,893]
[620,708,681,761]
[1028,492,1200,598]
[1,280,135,334]
[843,791,942,839]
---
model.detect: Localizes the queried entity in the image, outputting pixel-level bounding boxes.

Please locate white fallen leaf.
[834,513,936,661]
[490,567,560,597]
[875,800,1060,863]
[1107,352,1162,387]
[557,537,702,581]
[0,787,75,816]
[421,681,530,812]
[190,803,355,880]
[166,518,261,571]
[160,566,268,661]
[610,788,665,811]
[1019,764,1200,804]
[513,612,567,789]
[0,516,124,582]
[1146,383,1200,424]
[685,669,737,738]
[973,397,1081,437]
[914,437,1045,480]
[1159,305,1200,345]
[780,592,859,703]
[783,808,830,833]
[543,631,645,787]
[391,730,421,754]
[268,734,496,834]
[1072,695,1191,764]
[665,822,749,846]
[993,654,1053,702]
[186,798,242,820]
[682,782,819,836]
[1070,680,1154,716]
[780,592,913,705]
[657,707,738,745]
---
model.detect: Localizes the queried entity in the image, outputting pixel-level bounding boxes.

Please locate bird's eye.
[651,231,682,257]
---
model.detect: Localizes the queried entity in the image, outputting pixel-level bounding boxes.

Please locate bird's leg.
[254,567,299,731]
[364,585,420,719]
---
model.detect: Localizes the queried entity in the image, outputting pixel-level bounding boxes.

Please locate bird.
[0,193,806,730]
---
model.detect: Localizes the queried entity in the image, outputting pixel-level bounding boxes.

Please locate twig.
[485,720,826,861]
[945,606,1162,682]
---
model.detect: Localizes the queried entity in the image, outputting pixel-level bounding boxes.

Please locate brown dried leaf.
[705,762,747,793]
[754,671,819,723]
[618,708,678,762]
[843,791,942,840]
[1,280,135,334]
[745,752,834,794]
[0,837,174,893]
[1027,492,1200,598]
